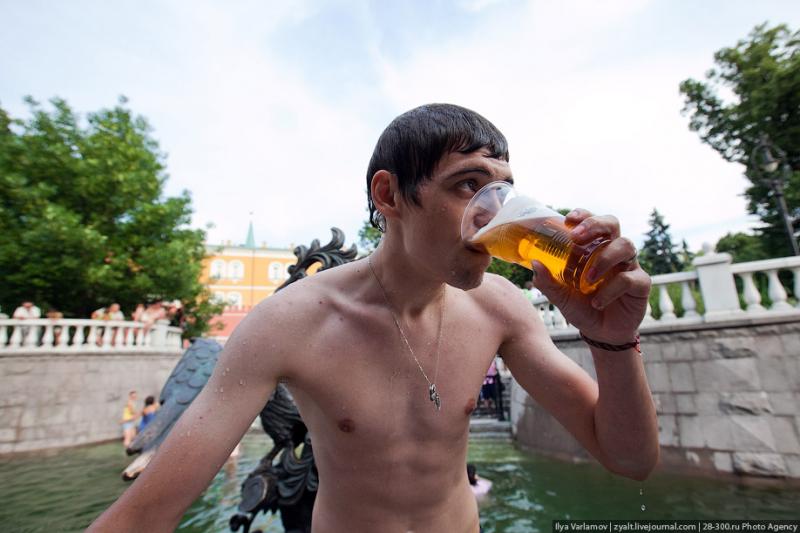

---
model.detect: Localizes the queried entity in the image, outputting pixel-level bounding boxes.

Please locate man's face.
[396,147,513,290]
[109,304,120,313]
[23,302,32,309]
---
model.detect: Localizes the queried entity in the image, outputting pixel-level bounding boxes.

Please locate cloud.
[5,0,793,254]
[456,0,507,13]
[371,0,756,249]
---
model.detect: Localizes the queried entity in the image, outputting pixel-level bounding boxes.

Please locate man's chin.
[447,269,486,291]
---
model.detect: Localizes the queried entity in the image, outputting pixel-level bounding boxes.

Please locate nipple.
[337,419,355,433]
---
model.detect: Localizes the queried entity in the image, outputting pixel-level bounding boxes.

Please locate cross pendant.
[429,383,441,411]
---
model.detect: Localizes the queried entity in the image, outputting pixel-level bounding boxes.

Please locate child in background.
[138,396,158,432]
[120,390,138,448]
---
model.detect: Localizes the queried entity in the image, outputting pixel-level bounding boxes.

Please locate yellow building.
[200,223,297,309]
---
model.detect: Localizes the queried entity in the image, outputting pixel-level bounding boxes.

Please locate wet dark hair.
[144,395,156,406]
[366,103,509,230]
[467,463,478,486]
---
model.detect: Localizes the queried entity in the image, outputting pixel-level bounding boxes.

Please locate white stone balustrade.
[0,318,183,353]
[528,251,800,333]
[729,256,800,313]
[531,295,569,330]
[643,270,701,324]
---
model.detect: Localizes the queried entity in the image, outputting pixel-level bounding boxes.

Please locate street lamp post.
[750,135,799,256]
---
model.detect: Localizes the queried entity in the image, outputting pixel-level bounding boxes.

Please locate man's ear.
[371,170,402,224]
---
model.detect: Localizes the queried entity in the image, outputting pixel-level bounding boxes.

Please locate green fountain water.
[1,434,797,532]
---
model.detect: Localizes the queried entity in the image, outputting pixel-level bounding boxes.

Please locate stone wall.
[0,351,179,454]
[510,317,800,479]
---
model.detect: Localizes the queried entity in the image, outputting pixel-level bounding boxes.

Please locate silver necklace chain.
[367,256,445,411]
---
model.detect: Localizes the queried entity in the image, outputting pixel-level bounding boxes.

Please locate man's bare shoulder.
[224,261,368,379]
[460,272,549,349]
[467,272,532,315]
[234,261,366,340]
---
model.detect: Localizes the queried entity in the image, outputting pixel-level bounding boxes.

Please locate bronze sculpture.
[121,228,358,533]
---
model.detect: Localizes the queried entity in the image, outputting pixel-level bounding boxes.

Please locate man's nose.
[473,208,493,229]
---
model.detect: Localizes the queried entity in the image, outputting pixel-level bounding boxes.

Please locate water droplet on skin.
[219,387,224,393]
[239,379,245,386]
[639,489,644,496]
[641,505,646,511]
[226,367,230,372]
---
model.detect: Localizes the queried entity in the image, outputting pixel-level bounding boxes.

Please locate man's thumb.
[531,261,568,306]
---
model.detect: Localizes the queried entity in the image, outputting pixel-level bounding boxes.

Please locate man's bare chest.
[284,311,502,444]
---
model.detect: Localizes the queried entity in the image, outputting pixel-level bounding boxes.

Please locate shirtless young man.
[89,104,658,533]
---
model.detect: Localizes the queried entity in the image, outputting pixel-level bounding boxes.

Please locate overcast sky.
[2,0,799,252]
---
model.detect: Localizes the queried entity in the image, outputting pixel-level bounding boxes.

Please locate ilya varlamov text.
[552,522,799,533]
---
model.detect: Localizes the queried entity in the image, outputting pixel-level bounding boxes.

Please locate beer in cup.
[461,181,610,294]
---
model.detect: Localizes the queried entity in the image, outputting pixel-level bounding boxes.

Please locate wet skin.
[88,149,657,533]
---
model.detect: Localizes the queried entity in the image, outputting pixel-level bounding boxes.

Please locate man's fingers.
[570,214,621,243]
[531,260,557,290]
[531,261,573,308]
[585,237,638,285]
[590,269,651,311]
[565,208,593,227]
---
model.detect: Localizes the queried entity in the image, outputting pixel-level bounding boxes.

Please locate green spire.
[245,221,256,249]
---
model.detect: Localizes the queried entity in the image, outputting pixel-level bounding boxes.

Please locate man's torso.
[267,261,514,532]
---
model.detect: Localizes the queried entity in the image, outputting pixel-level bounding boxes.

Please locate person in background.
[167,301,185,330]
[13,300,41,320]
[139,396,159,432]
[139,301,165,335]
[132,303,146,322]
[521,280,542,303]
[121,390,139,448]
[131,303,146,345]
[480,357,498,411]
[45,308,64,346]
[92,303,124,320]
[13,300,41,344]
[467,463,492,500]
[92,303,125,346]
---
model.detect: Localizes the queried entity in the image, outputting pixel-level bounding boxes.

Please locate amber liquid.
[471,216,609,294]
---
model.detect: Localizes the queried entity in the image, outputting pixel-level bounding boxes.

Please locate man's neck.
[367,244,447,318]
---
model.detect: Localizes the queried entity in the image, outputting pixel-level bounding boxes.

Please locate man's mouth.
[464,242,489,255]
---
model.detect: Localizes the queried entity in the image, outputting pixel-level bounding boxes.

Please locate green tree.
[0,96,222,336]
[678,239,695,267]
[358,217,382,255]
[715,231,769,263]
[639,209,683,275]
[680,23,800,257]
[486,259,530,288]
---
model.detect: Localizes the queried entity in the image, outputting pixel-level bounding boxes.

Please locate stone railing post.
[150,319,170,348]
[692,244,743,320]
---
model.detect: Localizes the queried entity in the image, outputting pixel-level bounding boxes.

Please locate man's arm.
[496,281,658,480]
[88,301,294,532]
[495,210,658,481]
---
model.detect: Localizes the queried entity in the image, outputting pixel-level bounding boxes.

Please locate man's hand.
[532,209,651,344]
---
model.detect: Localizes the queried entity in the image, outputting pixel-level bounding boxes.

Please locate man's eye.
[458,179,479,192]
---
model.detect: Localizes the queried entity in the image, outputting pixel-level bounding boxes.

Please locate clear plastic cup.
[461,181,609,294]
